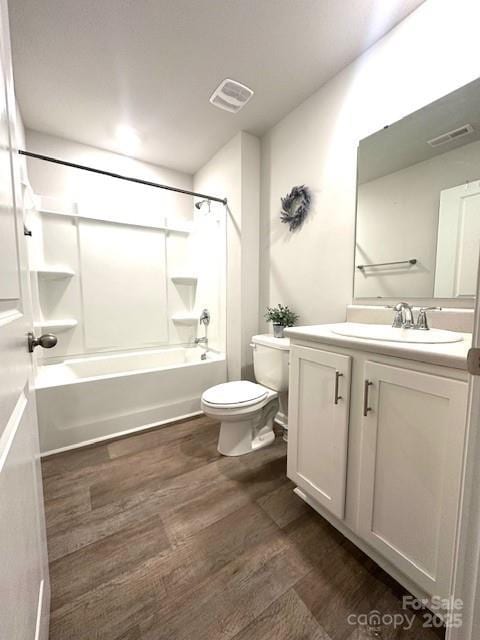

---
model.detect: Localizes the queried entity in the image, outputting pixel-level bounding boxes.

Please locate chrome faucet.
[196,308,210,359]
[391,302,415,329]
[390,303,441,330]
[194,336,208,360]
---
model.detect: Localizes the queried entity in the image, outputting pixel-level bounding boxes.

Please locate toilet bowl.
[201,381,279,456]
[201,334,290,456]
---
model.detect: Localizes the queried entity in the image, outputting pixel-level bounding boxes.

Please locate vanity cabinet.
[358,361,468,598]
[287,339,469,602]
[287,346,351,519]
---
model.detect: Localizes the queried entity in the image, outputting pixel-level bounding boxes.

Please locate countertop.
[284,323,472,370]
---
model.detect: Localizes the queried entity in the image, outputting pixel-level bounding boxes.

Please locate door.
[287,345,351,519]
[451,242,480,640]
[0,1,50,638]
[434,180,480,298]
[358,361,468,600]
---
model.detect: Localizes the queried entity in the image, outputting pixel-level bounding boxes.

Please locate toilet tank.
[251,334,290,392]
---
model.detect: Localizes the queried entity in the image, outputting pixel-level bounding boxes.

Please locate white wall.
[25,130,193,222]
[260,0,480,327]
[355,139,480,299]
[240,134,260,377]
[194,131,260,380]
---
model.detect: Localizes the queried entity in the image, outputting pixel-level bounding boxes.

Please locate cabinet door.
[358,361,468,598]
[287,346,351,519]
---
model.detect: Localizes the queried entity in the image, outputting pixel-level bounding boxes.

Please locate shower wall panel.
[78,219,168,350]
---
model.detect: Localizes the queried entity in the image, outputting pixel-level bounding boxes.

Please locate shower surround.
[25,137,227,453]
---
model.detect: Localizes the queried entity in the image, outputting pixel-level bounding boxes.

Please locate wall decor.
[280,185,312,231]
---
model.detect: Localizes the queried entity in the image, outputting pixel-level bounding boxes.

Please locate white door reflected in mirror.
[434,181,480,298]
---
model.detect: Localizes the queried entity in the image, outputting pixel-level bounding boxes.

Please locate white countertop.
[285,323,472,370]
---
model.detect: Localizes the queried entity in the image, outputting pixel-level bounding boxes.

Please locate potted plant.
[264,304,299,338]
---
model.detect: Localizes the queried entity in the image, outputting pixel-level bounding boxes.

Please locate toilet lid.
[202,381,268,406]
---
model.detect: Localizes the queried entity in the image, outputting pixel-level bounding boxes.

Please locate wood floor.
[42,416,445,640]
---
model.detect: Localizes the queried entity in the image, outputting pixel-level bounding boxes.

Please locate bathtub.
[35,347,226,454]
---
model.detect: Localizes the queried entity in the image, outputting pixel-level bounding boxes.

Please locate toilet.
[201,334,290,456]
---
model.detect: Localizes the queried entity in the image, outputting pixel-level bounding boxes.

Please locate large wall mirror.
[354,77,480,302]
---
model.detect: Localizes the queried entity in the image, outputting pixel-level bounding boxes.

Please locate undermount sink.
[330,323,464,344]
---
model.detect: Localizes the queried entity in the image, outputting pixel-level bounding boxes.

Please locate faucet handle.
[389,302,413,328]
[390,307,404,328]
[386,303,403,327]
[199,308,210,326]
[415,306,442,331]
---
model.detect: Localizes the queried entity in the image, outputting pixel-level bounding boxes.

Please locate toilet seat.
[202,380,269,409]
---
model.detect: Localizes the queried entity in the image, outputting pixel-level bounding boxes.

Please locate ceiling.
[9,0,425,174]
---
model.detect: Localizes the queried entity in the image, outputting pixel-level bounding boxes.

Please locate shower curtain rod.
[18,150,228,205]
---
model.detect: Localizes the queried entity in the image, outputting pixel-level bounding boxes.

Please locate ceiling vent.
[209,79,254,113]
[427,124,474,147]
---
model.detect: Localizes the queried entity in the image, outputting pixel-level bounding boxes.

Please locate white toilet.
[201,334,290,456]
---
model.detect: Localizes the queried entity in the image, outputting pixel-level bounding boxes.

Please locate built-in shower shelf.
[171,275,198,285]
[165,220,193,234]
[34,319,78,332]
[37,197,193,234]
[35,267,75,280]
[171,313,198,325]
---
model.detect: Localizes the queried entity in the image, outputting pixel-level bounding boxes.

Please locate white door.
[287,345,351,519]
[0,1,50,638]
[434,181,480,298]
[358,361,468,600]
[450,247,480,639]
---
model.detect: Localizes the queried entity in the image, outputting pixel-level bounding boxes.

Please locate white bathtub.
[35,347,226,454]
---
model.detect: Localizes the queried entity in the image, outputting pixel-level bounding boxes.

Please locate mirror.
[354,77,480,300]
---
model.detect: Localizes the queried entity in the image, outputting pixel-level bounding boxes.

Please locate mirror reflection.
[355,78,480,300]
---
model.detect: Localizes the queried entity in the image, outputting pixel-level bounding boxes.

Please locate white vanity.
[285,321,471,605]
[283,78,480,611]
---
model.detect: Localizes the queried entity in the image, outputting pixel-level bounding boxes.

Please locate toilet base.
[217,420,275,456]
[201,387,280,457]
[216,397,279,456]
[252,425,276,451]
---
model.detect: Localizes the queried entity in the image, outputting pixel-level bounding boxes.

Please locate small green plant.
[264,304,299,327]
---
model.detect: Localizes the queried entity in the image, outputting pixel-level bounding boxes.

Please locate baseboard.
[34,579,49,640]
[275,410,288,429]
[40,410,204,457]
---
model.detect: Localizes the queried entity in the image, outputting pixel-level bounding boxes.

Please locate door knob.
[28,332,58,353]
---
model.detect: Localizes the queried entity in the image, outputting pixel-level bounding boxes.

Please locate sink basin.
[330,323,464,344]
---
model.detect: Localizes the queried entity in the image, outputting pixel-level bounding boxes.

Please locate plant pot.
[273,324,285,338]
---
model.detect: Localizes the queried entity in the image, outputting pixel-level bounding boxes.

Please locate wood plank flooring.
[42,415,445,640]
